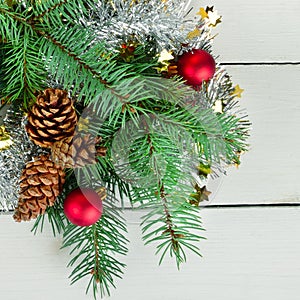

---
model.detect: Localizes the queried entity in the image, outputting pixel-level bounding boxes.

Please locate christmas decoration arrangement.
[0,0,250,298]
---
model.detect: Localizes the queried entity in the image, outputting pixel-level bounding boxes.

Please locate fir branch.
[140,183,205,268]
[0,44,5,93]
[62,197,128,298]
[2,30,47,105]
[119,120,204,267]
[1,0,112,105]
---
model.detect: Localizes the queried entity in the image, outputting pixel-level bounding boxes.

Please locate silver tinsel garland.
[0,106,44,212]
[86,0,211,53]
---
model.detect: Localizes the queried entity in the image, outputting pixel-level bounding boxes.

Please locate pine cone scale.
[48,129,61,135]
[40,185,53,197]
[52,186,61,197]
[27,187,43,197]
[27,176,41,186]
[39,175,53,185]
[26,127,40,138]
[43,120,57,127]
[40,108,53,118]
[37,129,51,138]
[36,165,48,173]
[34,118,47,128]
[49,108,60,114]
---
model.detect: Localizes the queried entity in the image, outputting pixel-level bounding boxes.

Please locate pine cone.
[13,155,65,222]
[51,133,107,169]
[26,88,77,148]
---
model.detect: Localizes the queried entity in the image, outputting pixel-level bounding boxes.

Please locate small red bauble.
[177,49,216,87]
[64,188,103,226]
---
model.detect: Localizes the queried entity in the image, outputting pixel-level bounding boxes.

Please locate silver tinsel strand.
[0,106,45,212]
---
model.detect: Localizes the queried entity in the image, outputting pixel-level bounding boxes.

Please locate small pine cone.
[13,155,65,222]
[26,88,77,148]
[51,134,106,169]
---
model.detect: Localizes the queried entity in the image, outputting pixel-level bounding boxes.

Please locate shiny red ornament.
[177,49,216,87]
[64,188,103,226]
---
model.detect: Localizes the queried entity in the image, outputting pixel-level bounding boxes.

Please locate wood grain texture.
[1,208,300,300]
[189,0,300,62]
[1,2,300,300]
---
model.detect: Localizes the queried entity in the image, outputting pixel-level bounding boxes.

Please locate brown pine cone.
[26,88,77,148]
[51,133,107,169]
[13,155,66,222]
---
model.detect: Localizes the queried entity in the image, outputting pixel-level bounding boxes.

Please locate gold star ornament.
[0,125,13,151]
[189,183,212,206]
[196,7,208,19]
[197,6,222,27]
[187,27,201,40]
[232,85,244,98]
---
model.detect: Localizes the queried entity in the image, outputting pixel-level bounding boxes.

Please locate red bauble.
[64,188,103,226]
[177,49,216,87]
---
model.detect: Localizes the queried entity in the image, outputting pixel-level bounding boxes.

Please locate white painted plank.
[189,0,300,62]
[208,65,300,204]
[1,208,300,300]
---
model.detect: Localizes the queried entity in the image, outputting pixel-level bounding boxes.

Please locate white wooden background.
[1,1,300,299]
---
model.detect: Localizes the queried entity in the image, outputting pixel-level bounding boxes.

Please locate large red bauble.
[64,188,103,226]
[177,49,216,87]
